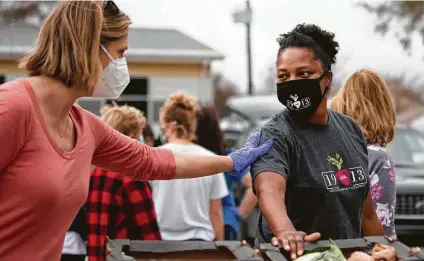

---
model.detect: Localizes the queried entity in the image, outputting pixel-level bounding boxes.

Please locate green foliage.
[296,239,347,261]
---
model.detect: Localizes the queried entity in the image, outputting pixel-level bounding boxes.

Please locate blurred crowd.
[62,91,258,261]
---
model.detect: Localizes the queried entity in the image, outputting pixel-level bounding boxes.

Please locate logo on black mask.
[287,94,311,110]
[276,73,329,120]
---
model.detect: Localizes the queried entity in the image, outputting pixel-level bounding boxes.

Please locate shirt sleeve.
[368,146,397,237]
[86,168,116,261]
[0,82,30,171]
[124,180,162,240]
[84,110,176,181]
[210,173,229,200]
[250,126,291,183]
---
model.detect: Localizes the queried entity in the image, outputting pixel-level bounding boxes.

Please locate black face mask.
[276,73,329,120]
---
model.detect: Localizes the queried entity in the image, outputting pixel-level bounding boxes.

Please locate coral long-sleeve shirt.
[0,79,176,261]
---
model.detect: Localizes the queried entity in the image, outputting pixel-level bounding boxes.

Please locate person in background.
[251,23,383,260]
[142,121,155,147]
[61,207,87,261]
[195,106,258,240]
[0,1,272,260]
[150,92,229,241]
[331,69,397,238]
[86,105,161,261]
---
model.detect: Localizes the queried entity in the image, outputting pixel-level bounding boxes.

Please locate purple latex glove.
[228,128,273,175]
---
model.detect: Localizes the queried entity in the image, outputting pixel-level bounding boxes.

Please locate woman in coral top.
[0,1,272,261]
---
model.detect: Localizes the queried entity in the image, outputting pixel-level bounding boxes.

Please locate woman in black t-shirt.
[250,23,384,260]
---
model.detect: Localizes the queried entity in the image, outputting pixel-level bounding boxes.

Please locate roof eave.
[0,46,225,62]
[125,48,225,62]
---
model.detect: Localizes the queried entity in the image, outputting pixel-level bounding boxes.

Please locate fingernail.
[298,251,303,256]
[291,254,296,259]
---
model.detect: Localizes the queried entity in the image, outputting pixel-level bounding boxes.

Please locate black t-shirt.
[251,109,369,244]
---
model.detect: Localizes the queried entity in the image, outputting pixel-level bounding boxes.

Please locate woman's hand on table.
[271,230,321,260]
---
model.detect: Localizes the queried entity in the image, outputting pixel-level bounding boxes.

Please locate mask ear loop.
[100,45,115,61]
[320,70,331,97]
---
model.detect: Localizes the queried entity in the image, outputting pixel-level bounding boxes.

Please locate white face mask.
[92,45,130,99]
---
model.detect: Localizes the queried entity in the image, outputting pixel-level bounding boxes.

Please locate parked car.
[222,95,424,244]
[386,125,424,244]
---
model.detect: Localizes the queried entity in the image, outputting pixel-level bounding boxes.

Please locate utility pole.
[233,0,253,95]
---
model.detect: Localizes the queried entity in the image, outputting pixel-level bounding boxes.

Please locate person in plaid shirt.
[86,104,161,261]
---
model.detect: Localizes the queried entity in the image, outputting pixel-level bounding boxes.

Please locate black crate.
[107,240,263,261]
[107,237,424,261]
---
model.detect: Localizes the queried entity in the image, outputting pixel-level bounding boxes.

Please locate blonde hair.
[19,0,131,89]
[100,104,146,139]
[331,69,396,147]
[160,91,199,140]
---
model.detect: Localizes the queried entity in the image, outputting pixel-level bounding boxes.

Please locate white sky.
[115,0,424,93]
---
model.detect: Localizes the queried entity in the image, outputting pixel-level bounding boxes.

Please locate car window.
[387,128,424,165]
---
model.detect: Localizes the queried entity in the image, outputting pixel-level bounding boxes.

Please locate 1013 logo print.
[321,153,366,191]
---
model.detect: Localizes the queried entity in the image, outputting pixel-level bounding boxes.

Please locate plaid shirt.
[86,167,161,261]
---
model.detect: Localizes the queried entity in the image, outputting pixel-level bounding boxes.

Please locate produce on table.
[294,239,346,261]
[371,243,396,261]
[347,252,373,261]
[293,240,399,261]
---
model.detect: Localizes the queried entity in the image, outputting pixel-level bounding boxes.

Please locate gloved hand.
[228,128,273,175]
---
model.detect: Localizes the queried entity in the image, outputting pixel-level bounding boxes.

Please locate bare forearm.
[210,212,224,240]
[362,217,384,236]
[362,192,384,236]
[173,152,233,179]
[258,191,295,235]
[238,189,258,218]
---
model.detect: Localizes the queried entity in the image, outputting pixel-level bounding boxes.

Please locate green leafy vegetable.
[294,239,346,261]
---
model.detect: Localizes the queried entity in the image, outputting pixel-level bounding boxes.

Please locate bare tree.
[0,1,57,25]
[213,73,239,118]
[259,64,276,95]
[357,1,424,54]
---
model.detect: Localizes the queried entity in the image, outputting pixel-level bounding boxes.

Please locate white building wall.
[78,75,214,122]
[149,76,213,104]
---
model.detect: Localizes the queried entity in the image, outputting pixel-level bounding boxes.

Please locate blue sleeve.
[233,167,250,182]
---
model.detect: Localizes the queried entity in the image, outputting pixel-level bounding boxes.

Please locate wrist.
[276,228,297,237]
[225,155,234,171]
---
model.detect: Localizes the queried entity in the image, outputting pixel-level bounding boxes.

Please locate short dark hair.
[142,121,154,139]
[277,23,339,71]
[195,106,226,156]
